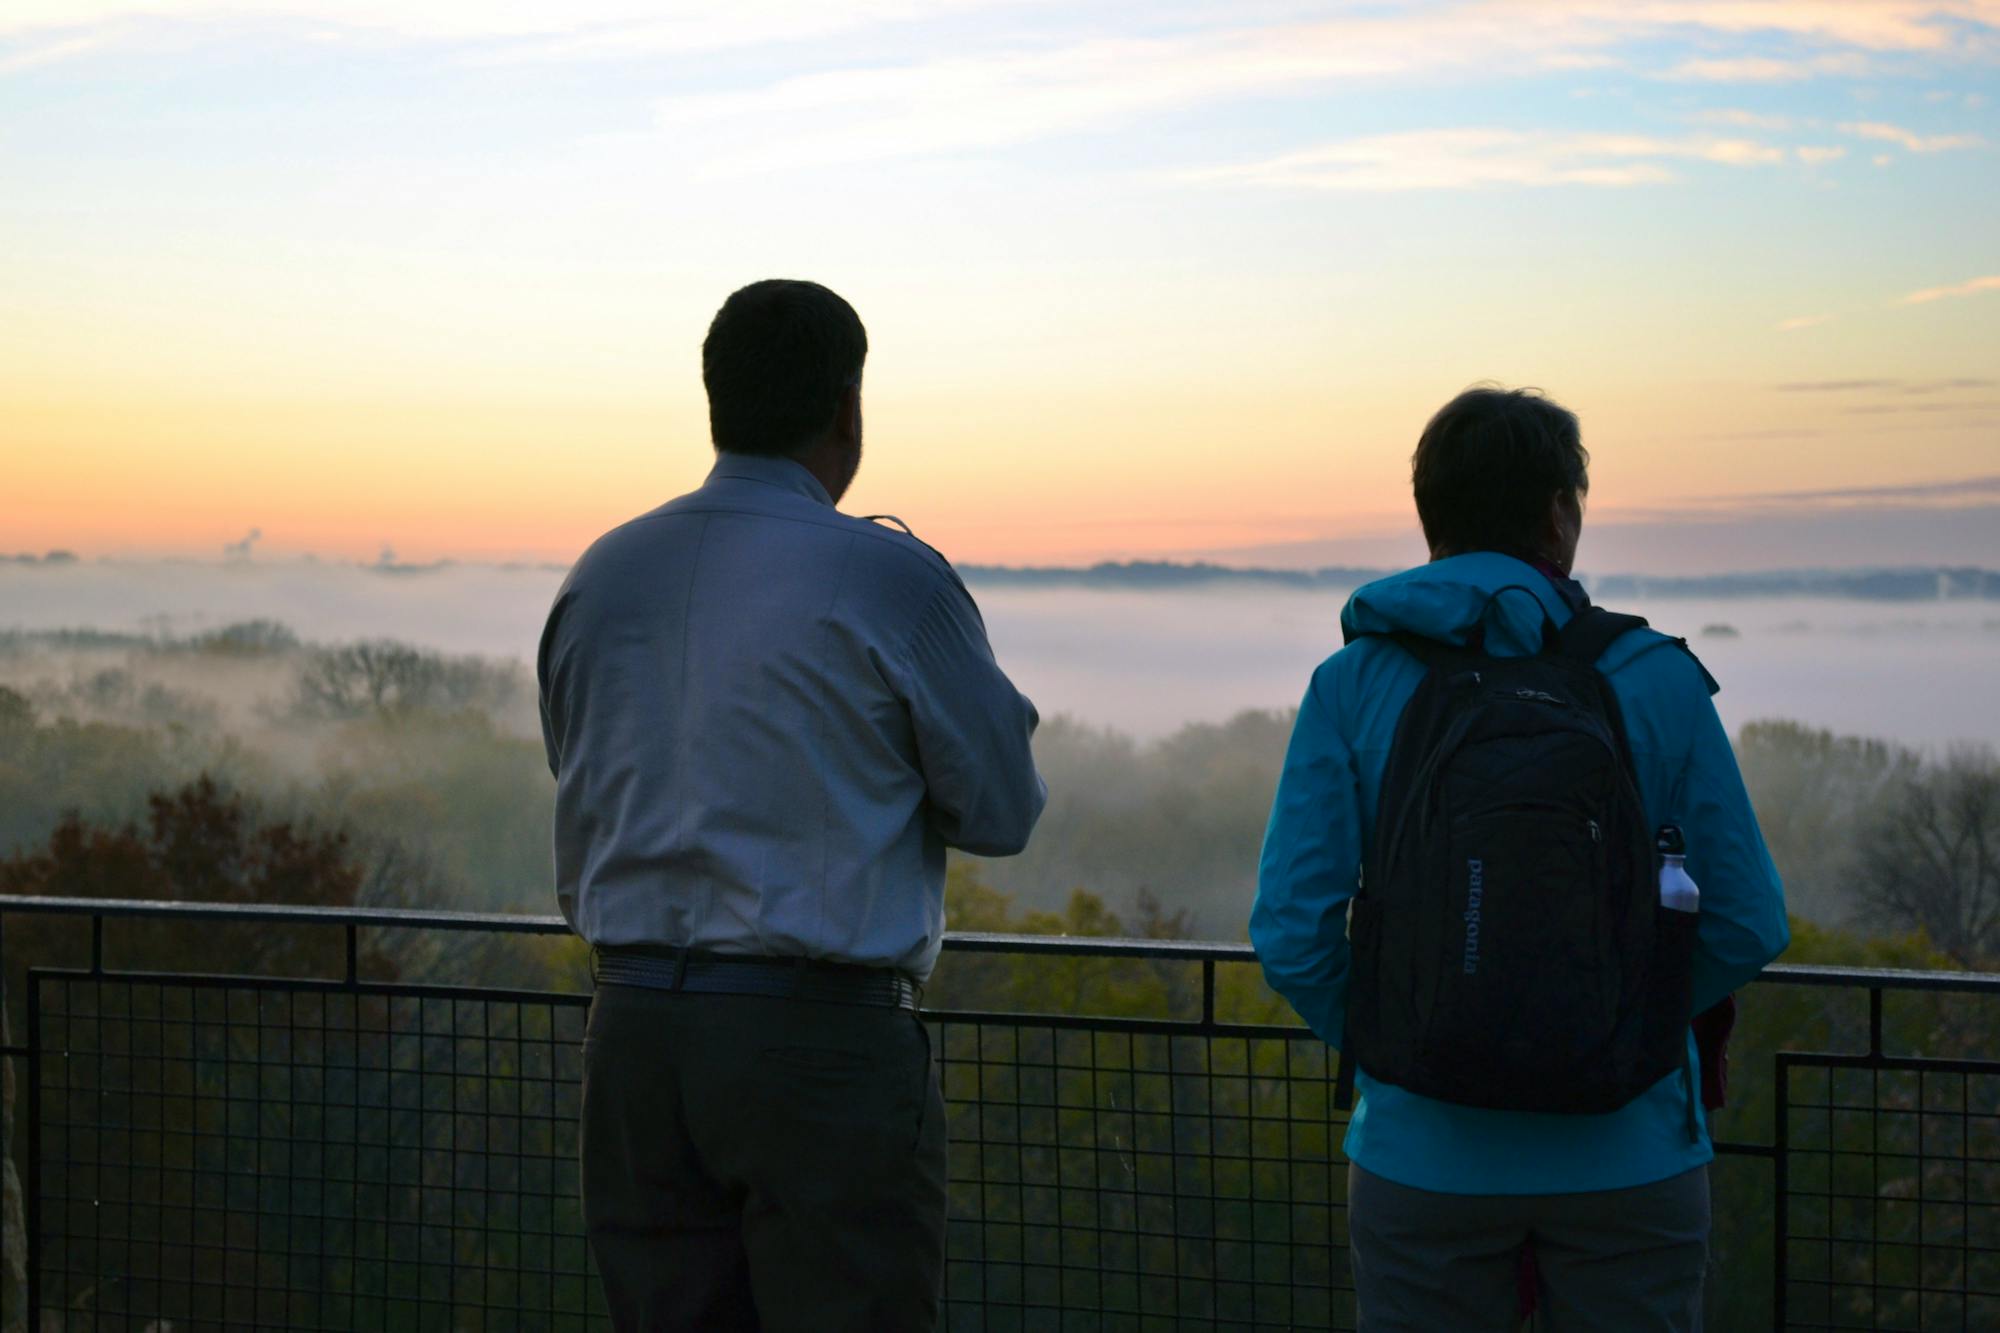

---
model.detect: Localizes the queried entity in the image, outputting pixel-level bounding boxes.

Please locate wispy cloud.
[1777,377,1997,392]
[1687,427,1831,441]
[1796,144,1848,163]
[0,32,101,73]
[1843,400,2000,414]
[1177,129,1784,192]
[1695,108,1798,129]
[652,37,1281,170]
[1610,0,2000,52]
[0,1,1057,72]
[12,0,1997,51]
[1735,474,2000,505]
[628,1,2000,170]
[644,12,1661,173]
[1840,120,1985,151]
[1900,274,2000,304]
[0,1,995,45]
[465,0,1032,63]
[5,0,1995,193]
[1663,53,1870,83]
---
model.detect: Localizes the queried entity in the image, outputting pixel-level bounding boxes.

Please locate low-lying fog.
[974,585,2000,750]
[5,559,1998,748]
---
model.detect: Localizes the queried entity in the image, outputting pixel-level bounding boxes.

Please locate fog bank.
[5,560,1998,747]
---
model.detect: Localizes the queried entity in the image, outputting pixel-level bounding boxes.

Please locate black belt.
[591,944,922,1012]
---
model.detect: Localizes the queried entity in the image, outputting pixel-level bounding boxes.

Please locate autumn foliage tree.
[0,774,406,983]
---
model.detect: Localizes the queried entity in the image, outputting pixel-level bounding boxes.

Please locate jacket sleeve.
[1676,670,1791,1013]
[890,577,1047,856]
[1251,664,1363,1046]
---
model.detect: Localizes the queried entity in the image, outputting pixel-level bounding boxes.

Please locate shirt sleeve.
[1250,664,1363,1047]
[1677,684,1791,1012]
[889,577,1047,856]
[535,590,569,779]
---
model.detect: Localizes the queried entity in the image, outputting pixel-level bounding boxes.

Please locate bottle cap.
[1656,824,1686,856]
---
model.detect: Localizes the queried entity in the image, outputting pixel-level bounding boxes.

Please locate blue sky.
[2,2,1996,567]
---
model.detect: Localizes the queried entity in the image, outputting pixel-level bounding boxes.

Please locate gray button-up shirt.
[538,452,1046,980]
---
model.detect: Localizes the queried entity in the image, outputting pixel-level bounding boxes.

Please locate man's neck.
[788,440,855,506]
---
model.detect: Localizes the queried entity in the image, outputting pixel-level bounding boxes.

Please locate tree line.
[2,623,1996,964]
[0,624,1996,1327]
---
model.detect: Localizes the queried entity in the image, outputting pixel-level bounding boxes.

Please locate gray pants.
[1349,1164,1709,1332]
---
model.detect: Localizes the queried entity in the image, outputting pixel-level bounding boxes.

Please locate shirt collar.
[706,452,834,508]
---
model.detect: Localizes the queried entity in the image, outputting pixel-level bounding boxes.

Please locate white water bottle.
[1657,825,1699,913]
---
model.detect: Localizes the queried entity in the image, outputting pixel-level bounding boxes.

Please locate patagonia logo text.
[1463,859,1485,975]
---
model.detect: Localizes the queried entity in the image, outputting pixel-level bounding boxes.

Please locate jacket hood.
[1340,553,1574,656]
[1341,552,1707,687]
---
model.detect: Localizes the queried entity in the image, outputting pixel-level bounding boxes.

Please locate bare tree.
[294,641,434,717]
[1736,720,1917,925]
[1855,748,2000,968]
[293,640,525,720]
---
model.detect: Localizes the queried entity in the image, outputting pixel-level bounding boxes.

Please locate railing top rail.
[1753,960,2000,992]
[0,894,1995,992]
[0,894,569,934]
[942,930,1254,961]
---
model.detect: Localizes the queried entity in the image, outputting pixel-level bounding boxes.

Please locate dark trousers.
[580,984,948,1332]
[1348,1164,1710,1332]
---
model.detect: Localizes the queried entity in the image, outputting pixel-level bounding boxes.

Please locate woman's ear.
[1547,490,1583,574]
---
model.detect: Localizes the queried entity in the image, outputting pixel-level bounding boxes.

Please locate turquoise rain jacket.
[1250,553,1789,1195]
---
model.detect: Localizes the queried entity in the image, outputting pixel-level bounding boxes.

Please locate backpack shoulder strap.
[1554,607,1721,692]
[1554,606,1649,668]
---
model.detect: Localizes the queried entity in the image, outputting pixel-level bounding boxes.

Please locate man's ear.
[834,384,862,446]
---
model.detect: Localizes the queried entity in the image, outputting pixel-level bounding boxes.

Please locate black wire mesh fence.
[0,898,1995,1330]
[1776,1058,2000,1331]
[24,973,1354,1331]
[933,1020,1350,1330]
[29,977,597,1330]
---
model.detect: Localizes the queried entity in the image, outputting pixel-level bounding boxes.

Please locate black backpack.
[1338,601,1698,1114]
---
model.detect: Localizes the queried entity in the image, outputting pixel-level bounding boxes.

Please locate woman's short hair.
[702,280,868,457]
[1411,386,1588,556]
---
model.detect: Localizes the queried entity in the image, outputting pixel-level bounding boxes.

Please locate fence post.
[22,977,37,1329]
[0,909,21,1333]
[1773,1052,1791,1330]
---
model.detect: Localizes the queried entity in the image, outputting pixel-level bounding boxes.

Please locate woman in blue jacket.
[1250,386,1789,1331]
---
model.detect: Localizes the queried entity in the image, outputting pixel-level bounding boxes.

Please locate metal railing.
[0,895,1994,1331]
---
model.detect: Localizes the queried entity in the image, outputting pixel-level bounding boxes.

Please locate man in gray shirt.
[539,279,1046,1330]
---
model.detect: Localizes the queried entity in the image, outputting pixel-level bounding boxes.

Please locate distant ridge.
[960,561,2000,601]
[1587,567,2000,601]
[6,553,1996,600]
[958,561,1383,590]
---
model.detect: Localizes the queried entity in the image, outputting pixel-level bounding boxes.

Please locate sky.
[2,1,1997,569]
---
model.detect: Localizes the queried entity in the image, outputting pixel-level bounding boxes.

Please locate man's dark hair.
[1411,386,1589,556]
[701,279,867,457]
